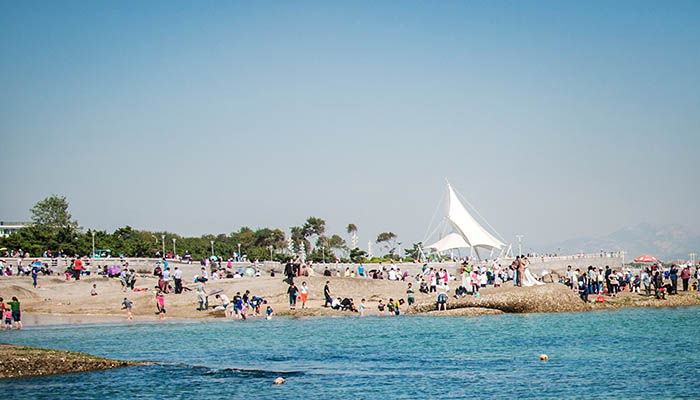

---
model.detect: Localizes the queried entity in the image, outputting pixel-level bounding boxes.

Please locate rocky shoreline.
[0,344,144,379]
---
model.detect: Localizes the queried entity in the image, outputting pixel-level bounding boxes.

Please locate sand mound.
[410,284,588,314]
[3,285,41,300]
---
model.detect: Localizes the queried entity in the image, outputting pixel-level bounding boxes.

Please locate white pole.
[238,243,241,261]
[161,235,165,258]
[516,235,523,256]
[172,238,176,258]
[91,231,95,260]
[211,241,215,257]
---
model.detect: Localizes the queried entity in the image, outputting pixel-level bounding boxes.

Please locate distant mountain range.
[538,223,700,261]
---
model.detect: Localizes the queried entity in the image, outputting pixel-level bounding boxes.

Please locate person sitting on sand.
[122,297,133,320]
[91,284,98,296]
[419,279,429,294]
[331,297,341,310]
[340,297,355,311]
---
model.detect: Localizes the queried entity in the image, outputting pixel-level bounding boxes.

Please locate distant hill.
[538,223,700,261]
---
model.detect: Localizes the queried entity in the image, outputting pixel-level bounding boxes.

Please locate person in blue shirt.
[358,264,364,277]
[669,265,679,294]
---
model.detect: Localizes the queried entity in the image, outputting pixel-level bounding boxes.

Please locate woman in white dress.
[521,257,545,287]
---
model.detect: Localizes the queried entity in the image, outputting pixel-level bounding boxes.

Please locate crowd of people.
[564,263,700,302]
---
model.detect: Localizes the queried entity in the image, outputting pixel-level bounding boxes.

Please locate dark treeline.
[1,195,412,262]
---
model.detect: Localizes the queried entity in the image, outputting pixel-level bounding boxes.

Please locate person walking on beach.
[323,281,332,307]
[119,268,129,292]
[73,257,82,280]
[299,281,308,309]
[122,297,133,320]
[31,263,39,288]
[287,282,299,310]
[8,297,22,330]
[197,281,208,311]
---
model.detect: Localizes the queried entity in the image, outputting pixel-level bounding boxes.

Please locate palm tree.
[346,223,358,250]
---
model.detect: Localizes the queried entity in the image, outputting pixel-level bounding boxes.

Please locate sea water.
[0,307,698,399]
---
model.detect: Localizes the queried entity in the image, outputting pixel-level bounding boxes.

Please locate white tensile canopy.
[446,184,505,250]
[424,182,506,256]
[425,232,470,253]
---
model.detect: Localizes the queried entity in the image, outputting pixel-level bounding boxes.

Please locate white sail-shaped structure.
[446,184,504,250]
[425,232,470,253]
[425,182,506,256]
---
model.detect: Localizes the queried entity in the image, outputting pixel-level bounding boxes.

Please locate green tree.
[30,195,80,233]
[376,232,398,258]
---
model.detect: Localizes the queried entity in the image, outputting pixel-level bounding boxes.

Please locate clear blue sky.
[1,1,699,250]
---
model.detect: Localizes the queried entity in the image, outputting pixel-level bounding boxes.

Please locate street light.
[91,231,95,260]
[172,238,176,258]
[268,245,273,261]
[516,235,524,257]
[210,240,215,257]
[237,243,241,261]
[161,234,165,258]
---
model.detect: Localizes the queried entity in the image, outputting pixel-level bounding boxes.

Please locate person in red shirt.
[73,257,82,280]
[681,266,691,292]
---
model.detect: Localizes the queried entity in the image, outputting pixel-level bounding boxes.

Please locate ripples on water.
[1,307,698,399]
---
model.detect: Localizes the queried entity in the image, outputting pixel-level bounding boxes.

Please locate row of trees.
[1,195,416,262]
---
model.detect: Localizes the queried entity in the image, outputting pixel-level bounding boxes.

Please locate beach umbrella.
[244,267,255,277]
[634,254,658,263]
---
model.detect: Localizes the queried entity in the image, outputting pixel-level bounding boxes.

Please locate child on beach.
[300,281,308,309]
[359,298,365,317]
[122,298,133,320]
[155,290,165,320]
[407,283,415,306]
[3,309,12,330]
[265,305,273,320]
[91,284,98,296]
[240,303,248,320]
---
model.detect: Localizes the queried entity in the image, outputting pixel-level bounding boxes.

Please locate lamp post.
[161,235,165,258]
[237,243,241,261]
[91,231,95,260]
[210,241,215,258]
[516,235,523,257]
[172,238,176,258]
[268,245,273,261]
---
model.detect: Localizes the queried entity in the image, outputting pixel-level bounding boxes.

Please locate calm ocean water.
[1,307,698,399]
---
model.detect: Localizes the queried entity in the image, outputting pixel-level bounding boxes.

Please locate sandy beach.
[2,272,699,325]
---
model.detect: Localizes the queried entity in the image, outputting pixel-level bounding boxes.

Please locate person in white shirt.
[173,267,183,294]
